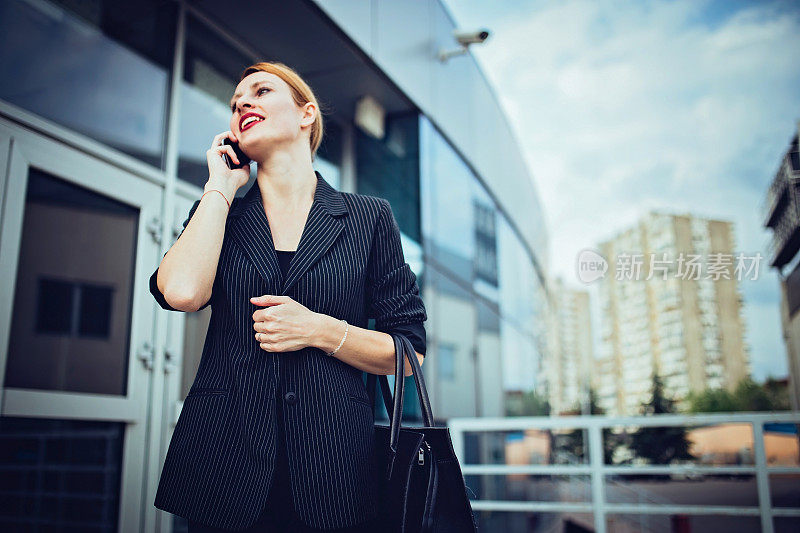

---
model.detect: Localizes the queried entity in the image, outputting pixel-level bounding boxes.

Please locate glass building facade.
[0,0,549,530]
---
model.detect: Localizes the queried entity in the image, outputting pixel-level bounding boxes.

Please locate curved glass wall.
[0,0,177,169]
[420,115,475,282]
[420,116,547,417]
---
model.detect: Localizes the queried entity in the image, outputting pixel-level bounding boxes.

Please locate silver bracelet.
[326,319,348,357]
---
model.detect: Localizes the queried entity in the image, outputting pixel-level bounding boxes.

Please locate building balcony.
[764,136,800,268]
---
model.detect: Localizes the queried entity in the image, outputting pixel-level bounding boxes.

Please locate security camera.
[438,28,491,62]
[453,29,490,46]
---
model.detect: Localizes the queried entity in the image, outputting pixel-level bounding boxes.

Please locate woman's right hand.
[206,130,251,193]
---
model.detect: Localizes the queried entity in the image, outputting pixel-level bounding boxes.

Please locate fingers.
[205,142,239,165]
[253,322,268,347]
[209,130,237,150]
[220,145,239,165]
[210,131,226,149]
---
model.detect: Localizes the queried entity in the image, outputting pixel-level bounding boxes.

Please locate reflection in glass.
[775,517,800,532]
[475,510,595,532]
[420,116,474,279]
[316,119,343,190]
[429,266,477,417]
[181,311,212,402]
[772,473,800,508]
[0,417,124,531]
[178,13,345,191]
[5,168,137,395]
[438,343,456,380]
[420,115,548,420]
[606,474,758,507]
[35,279,113,339]
[763,422,800,466]
[609,513,761,532]
[464,429,588,467]
[357,112,421,243]
[476,297,503,416]
[498,215,545,393]
[473,181,499,298]
[178,14,254,188]
[0,0,176,168]
[464,474,592,503]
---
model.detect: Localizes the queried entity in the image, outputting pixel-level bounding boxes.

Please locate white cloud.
[446,0,800,379]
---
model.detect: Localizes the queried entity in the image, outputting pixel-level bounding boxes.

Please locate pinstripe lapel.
[228,171,348,295]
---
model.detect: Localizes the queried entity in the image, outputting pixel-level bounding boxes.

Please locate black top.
[274,249,426,357]
[274,249,294,280]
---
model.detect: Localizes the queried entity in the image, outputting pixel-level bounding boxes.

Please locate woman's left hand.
[250,295,320,352]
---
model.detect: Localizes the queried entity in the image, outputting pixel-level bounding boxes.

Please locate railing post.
[752,420,775,533]
[588,423,607,533]
[450,420,465,466]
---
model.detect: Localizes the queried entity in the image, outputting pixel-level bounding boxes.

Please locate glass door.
[0,119,163,532]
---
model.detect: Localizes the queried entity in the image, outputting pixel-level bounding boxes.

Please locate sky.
[442,0,800,381]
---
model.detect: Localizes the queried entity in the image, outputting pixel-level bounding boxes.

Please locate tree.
[735,377,790,411]
[686,387,739,413]
[629,373,694,465]
[687,377,791,413]
[506,390,551,417]
[554,389,619,465]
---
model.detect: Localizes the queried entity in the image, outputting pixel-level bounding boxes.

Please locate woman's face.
[228,71,314,160]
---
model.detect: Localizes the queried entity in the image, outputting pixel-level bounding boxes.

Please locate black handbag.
[366,333,478,533]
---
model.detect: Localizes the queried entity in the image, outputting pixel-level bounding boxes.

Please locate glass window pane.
[36,279,74,334]
[438,343,456,380]
[178,14,254,188]
[429,266,477,417]
[0,416,124,531]
[609,513,761,532]
[356,112,421,244]
[181,311,212,401]
[5,168,137,395]
[420,116,475,282]
[315,119,343,190]
[0,0,176,169]
[79,284,113,338]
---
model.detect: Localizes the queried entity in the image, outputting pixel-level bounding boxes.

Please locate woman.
[149,61,428,532]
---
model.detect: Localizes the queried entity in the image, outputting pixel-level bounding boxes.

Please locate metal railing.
[448,412,800,533]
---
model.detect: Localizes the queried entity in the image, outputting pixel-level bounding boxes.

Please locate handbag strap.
[398,334,434,426]
[365,332,435,448]
[366,335,405,457]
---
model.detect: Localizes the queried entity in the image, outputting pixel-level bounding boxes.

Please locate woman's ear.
[300,102,316,127]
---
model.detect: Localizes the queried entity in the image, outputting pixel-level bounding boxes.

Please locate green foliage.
[506,390,551,417]
[629,373,694,465]
[686,377,790,413]
[554,389,618,465]
[686,387,739,413]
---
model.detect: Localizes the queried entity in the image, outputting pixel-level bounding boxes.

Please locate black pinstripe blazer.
[150,171,427,530]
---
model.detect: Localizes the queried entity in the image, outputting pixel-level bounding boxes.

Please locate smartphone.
[222,138,252,169]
